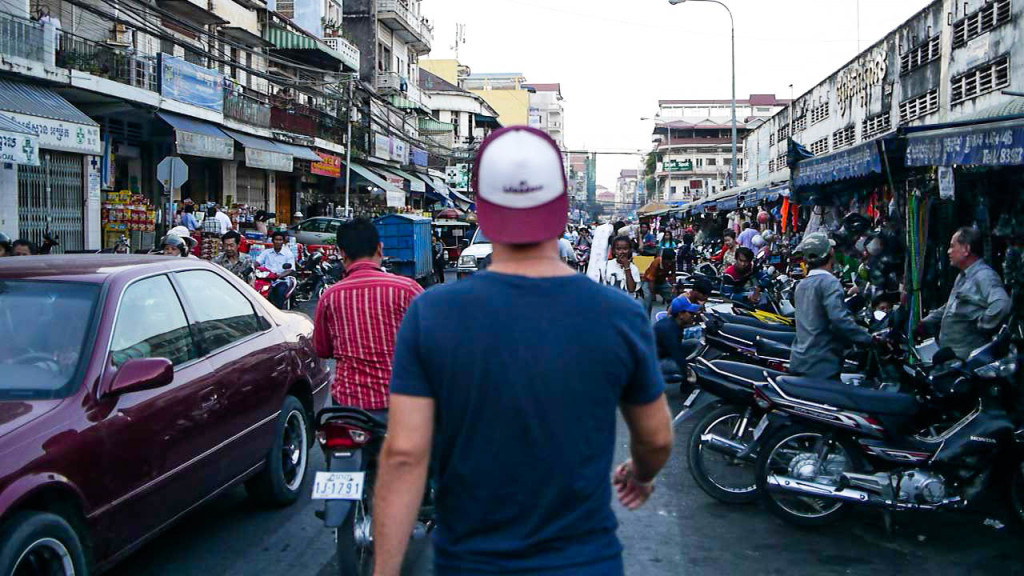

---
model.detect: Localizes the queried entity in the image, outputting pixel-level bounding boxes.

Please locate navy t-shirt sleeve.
[621,305,666,405]
[389,298,434,398]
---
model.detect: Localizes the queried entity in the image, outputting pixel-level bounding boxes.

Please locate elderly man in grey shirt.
[919,227,1010,360]
[789,232,874,379]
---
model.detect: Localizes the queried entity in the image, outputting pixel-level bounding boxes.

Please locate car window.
[302,219,328,233]
[175,270,262,352]
[325,219,341,234]
[110,275,196,367]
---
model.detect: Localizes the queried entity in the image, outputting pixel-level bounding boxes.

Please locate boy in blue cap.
[655,295,703,383]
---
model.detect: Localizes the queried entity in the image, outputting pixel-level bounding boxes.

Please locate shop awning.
[905,116,1024,167]
[431,176,471,208]
[157,111,233,159]
[274,141,323,162]
[388,94,431,114]
[344,162,404,195]
[0,78,100,155]
[389,168,427,192]
[264,26,349,69]
[759,183,791,202]
[419,118,455,134]
[474,114,502,128]
[222,128,293,171]
[793,139,883,188]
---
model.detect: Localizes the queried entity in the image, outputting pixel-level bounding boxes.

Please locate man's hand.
[747,287,761,304]
[613,460,655,510]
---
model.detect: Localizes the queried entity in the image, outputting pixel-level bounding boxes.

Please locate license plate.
[752,415,770,440]
[311,471,365,500]
[684,389,701,408]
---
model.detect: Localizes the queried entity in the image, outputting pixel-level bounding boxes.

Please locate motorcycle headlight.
[459,255,478,269]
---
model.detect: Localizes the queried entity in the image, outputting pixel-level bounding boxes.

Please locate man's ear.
[376,243,384,258]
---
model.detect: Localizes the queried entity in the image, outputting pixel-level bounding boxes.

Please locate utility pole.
[344,75,354,218]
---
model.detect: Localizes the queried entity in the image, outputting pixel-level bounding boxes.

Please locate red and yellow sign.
[311,151,341,178]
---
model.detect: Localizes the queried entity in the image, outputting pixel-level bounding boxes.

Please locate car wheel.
[0,511,89,576]
[246,395,310,507]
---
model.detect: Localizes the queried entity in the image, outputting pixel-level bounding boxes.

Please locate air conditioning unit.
[376,72,402,94]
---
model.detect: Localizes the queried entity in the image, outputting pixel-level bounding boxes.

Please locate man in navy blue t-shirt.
[372,127,674,576]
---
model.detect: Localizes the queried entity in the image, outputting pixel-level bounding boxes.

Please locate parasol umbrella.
[436,208,465,220]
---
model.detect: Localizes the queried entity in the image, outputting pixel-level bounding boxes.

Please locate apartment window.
[832,126,856,150]
[952,0,1012,49]
[707,158,717,166]
[810,102,830,125]
[793,116,807,132]
[757,107,772,113]
[901,35,941,76]
[775,152,787,172]
[951,55,1010,104]
[862,113,893,139]
[809,137,829,156]
[769,133,776,146]
[899,89,940,124]
[776,124,791,142]
[695,158,704,167]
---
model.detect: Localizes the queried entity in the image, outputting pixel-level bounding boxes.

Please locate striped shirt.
[313,261,423,409]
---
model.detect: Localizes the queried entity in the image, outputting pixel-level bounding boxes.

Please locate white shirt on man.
[215,210,233,232]
[597,259,641,293]
[256,246,295,275]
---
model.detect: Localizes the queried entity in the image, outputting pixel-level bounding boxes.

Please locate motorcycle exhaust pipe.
[765,474,873,504]
[700,433,748,458]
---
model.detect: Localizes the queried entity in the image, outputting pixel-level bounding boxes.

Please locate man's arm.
[978,271,1012,332]
[823,278,873,345]
[372,394,434,576]
[625,263,638,294]
[919,303,946,332]
[618,396,673,506]
[312,296,333,359]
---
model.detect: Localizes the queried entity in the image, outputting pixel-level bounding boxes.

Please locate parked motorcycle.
[753,326,1023,528]
[292,251,341,303]
[253,265,298,310]
[313,408,433,575]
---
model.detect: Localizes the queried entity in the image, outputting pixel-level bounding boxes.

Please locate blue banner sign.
[411,146,428,167]
[160,54,224,113]
[905,120,1024,167]
[794,140,882,187]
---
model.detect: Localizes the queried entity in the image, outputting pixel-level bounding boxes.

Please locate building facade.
[616,169,640,209]
[461,72,530,127]
[650,95,788,202]
[524,83,564,148]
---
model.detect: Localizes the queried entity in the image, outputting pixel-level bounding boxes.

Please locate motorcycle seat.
[713,311,794,332]
[755,336,791,360]
[718,324,796,347]
[774,376,919,416]
[707,360,786,383]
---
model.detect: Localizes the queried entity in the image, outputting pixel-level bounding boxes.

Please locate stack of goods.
[200,235,221,260]
[102,191,156,247]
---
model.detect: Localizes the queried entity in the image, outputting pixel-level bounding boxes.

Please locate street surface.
[107,283,1024,575]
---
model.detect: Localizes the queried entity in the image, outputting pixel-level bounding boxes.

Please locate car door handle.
[200,392,219,410]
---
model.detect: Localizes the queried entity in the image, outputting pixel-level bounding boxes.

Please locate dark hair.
[683,233,694,244]
[663,229,674,239]
[183,204,194,213]
[12,239,37,254]
[611,235,632,250]
[735,247,755,262]
[661,248,676,261]
[954,226,983,256]
[270,230,287,241]
[207,206,217,217]
[723,230,736,239]
[222,230,242,244]
[613,221,627,234]
[337,218,380,260]
[691,278,714,297]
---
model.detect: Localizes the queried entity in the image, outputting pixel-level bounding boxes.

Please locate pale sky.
[421,0,930,190]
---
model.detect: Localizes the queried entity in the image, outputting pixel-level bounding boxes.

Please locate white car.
[456,228,492,278]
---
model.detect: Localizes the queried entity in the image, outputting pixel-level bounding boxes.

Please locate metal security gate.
[236,166,268,211]
[18,151,85,253]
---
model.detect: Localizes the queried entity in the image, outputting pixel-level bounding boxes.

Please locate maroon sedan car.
[0,255,330,575]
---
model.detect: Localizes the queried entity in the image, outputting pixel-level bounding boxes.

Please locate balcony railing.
[0,12,44,62]
[323,36,360,71]
[224,86,271,127]
[56,31,158,92]
[376,71,403,94]
[377,0,432,51]
[271,102,317,137]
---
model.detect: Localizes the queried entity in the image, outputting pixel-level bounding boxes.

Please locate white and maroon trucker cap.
[472,126,568,245]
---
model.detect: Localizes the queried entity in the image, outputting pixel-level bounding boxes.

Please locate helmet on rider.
[161,233,188,257]
[0,232,11,256]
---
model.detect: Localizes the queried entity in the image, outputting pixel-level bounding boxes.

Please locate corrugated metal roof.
[0,113,35,135]
[419,117,455,133]
[0,79,97,126]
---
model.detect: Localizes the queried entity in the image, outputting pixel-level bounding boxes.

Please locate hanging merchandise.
[905,188,932,344]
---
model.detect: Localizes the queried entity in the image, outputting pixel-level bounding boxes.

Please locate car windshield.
[0,281,100,400]
[472,229,489,244]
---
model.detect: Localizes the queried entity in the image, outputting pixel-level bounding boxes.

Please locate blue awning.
[157,112,234,159]
[274,141,323,162]
[0,113,34,135]
[759,184,790,202]
[0,78,96,126]
[716,196,739,211]
[342,161,404,195]
[905,117,1024,167]
[793,140,883,188]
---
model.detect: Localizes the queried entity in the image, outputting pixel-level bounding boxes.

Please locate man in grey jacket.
[918,227,1011,359]
[790,232,874,379]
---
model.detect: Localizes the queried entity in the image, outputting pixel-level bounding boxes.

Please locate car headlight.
[459,255,478,269]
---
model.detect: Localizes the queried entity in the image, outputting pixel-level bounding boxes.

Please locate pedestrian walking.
[372,126,673,576]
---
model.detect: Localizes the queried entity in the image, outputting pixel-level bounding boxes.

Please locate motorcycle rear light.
[318,421,372,449]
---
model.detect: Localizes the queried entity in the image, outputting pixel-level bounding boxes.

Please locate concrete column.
[0,163,18,237]
[221,160,237,205]
[267,171,276,213]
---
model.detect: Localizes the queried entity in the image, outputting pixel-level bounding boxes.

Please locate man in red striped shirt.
[314,218,423,412]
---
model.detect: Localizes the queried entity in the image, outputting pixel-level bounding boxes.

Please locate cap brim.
[478,192,568,245]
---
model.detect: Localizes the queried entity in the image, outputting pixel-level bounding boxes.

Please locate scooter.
[253,265,298,310]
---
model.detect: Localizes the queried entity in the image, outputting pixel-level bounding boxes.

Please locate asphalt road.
[107,278,1024,575]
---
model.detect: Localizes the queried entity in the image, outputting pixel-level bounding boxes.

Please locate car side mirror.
[109,358,173,396]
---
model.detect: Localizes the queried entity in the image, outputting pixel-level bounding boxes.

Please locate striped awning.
[264,26,347,66]
[419,117,455,134]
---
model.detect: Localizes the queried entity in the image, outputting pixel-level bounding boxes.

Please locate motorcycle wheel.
[337,495,374,576]
[687,404,761,504]
[755,425,861,527]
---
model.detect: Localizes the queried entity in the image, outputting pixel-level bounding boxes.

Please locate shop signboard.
[665,160,692,172]
[0,128,37,165]
[374,134,391,160]
[446,164,469,190]
[411,147,428,167]
[311,151,342,177]
[176,129,234,159]
[905,121,1024,168]
[386,174,405,189]
[1,111,99,155]
[938,166,955,200]
[386,190,406,207]
[245,148,293,172]
[159,54,225,113]
[390,138,408,164]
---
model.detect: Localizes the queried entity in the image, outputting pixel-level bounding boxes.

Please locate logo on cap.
[503,180,544,194]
